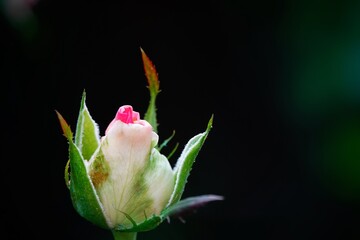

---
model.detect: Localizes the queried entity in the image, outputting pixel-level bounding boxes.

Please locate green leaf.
[141,48,160,133]
[68,139,109,229]
[161,194,224,219]
[75,91,100,161]
[166,115,213,207]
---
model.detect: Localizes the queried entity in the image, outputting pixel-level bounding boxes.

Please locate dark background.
[2,0,360,239]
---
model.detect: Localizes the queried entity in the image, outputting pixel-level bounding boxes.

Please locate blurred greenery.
[283,0,360,203]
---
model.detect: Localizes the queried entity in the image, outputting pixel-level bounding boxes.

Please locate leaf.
[166,115,214,207]
[141,48,160,133]
[162,194,224,219]
[74,90,100,161]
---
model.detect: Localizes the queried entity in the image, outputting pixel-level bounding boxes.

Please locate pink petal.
[105,105,141,135]
[115,105,140,124]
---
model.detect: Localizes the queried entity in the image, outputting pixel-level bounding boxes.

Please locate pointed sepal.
[167,115,214,207]
[56,109,108,229]
[141,48,160,133]
[112,194,224,233]
[158,130,179,159]
[56,110,73,140]
[75,91,100,160]
[68,139,109,229]
[114,215,163,233]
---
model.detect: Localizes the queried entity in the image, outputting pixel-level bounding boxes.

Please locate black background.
[2,1,360,239]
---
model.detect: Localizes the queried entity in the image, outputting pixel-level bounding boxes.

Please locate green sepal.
[167,142,179,160]
[158,130,179,159]
[55,110,73,140]
[167,115,213,207]
[112,194,223,233]
[57,110,108,229]
[158,130,176,151]
[64,159,70,189]
[75,90,100,161]
[68,139,109,229]
[144,92,158,134]
[114,214,162,232]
